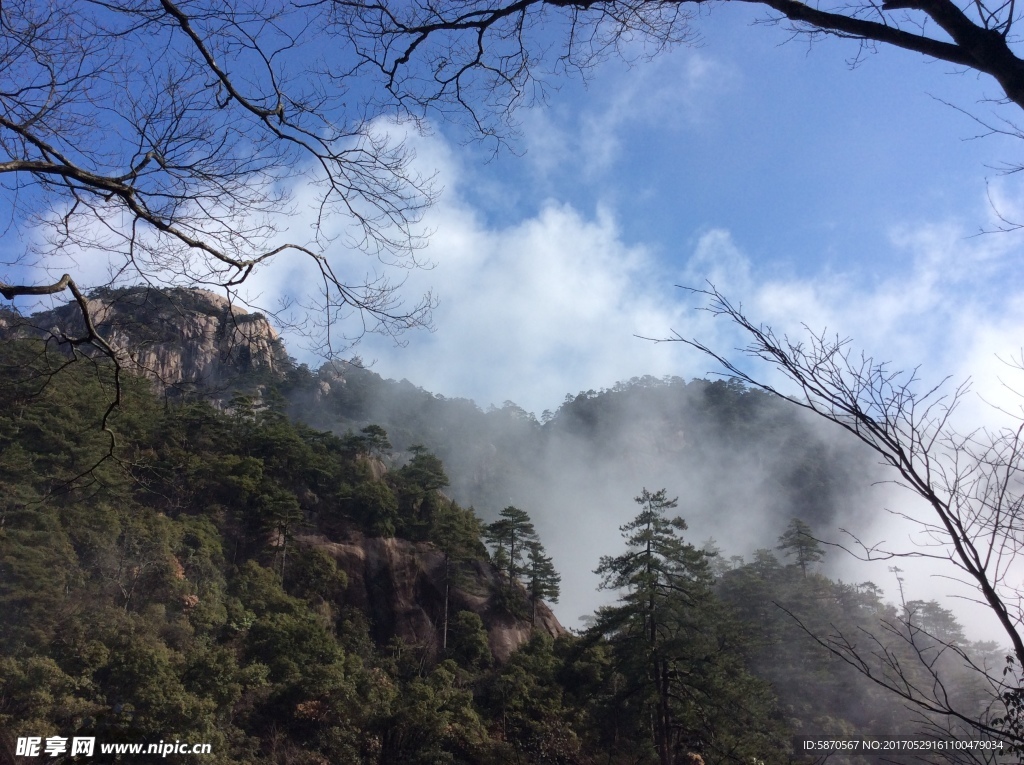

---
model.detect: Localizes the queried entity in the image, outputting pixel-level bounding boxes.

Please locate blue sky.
[6,4,1021,418]
[283,8,1024,424]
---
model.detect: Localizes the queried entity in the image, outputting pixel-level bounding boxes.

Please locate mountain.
[0,287,1000,765]
[4,286,882,628]
[0,287,566,662]
[3,286,876,532]
[285,362,875,530]
[0,287,287,396]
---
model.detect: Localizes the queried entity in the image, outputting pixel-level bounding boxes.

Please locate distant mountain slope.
[12,287,881,625]
[285,362,876,533]
[283,360,880,625]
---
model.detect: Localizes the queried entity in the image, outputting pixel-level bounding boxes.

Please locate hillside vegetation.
[0,331,1004,765]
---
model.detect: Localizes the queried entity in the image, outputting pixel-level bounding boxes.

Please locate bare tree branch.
[1,0,439,369]
[661,283,1024,748]
[329,0,1024,140]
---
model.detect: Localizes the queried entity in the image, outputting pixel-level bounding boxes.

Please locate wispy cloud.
[350,196,693,413]
[520,48,739,182]
[236,121,1024,433]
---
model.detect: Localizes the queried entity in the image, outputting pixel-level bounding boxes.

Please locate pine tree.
[429,502,484,650]
[777,517,825,577]
[593,488,710,765]
[401,445,449,493]
[344,424,392,457]
[395,445,450,537]
[359,424,392,457]
[592,489,785,765]
[484,506,537,588]
[525,540,560,627]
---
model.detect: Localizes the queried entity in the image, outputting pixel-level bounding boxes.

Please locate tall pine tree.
[594,489,708,765]
[484,506,537,588]
[525,540,560,627]
[429,501,484,651]
[777,517,825,577]
[593,489,785,765]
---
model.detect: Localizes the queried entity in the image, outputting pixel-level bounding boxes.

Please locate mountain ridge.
[8,286,880,630]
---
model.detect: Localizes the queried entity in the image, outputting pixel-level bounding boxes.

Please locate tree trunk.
[658,659,674,765]
[443,554,450,651]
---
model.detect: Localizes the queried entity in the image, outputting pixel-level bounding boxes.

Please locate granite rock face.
[301,530,566,662]
[4,287,288,393]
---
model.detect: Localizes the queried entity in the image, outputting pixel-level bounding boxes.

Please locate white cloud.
[351,195,693,413]
[521,48,739,181]
[678,216,1024,425]
[208,120,705,413]
[232,119,1024,436]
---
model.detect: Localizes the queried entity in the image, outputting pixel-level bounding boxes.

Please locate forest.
[0,334,1009,765]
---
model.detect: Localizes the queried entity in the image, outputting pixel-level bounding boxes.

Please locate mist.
[287,366,942,634]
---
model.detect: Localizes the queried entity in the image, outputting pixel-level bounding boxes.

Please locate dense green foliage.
[0,342,1002,764]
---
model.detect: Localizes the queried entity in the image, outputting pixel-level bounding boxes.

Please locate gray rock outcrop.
[300,530,566,663]
[2,287,288,394]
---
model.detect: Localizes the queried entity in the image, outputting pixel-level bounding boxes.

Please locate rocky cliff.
[1,286,569,654]
[3,287,287,393]
[299,530,566,662]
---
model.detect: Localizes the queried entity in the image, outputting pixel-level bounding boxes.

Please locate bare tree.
[330,0,1024,144]
[1,0,438,363]
[667,284,1024,749]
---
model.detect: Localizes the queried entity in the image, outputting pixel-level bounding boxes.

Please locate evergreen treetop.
[777,517,825,577]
